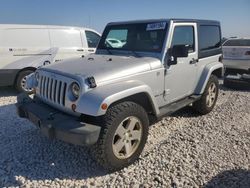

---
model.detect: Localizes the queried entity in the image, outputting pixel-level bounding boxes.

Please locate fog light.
[71,104,77,112]
[35,72,39,82]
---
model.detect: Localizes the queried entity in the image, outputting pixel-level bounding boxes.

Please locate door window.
[171,26,195,53]
[85,31,101,48]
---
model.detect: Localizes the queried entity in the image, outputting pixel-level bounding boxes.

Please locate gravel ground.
[0,84,249,188]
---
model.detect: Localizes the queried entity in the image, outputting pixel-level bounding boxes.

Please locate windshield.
[98,22,168,53]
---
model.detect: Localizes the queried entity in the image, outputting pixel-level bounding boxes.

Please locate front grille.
[38,74,67,106]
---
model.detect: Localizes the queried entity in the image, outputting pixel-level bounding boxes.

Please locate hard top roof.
[107,18,220,26]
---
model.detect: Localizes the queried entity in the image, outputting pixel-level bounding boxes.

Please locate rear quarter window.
[223,39,250,46]
[199,25,221,51]
[198,25,222,59]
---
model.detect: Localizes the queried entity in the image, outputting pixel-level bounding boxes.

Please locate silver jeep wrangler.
[16,19,223,170]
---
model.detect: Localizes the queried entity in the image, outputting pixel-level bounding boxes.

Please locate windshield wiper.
[105,49,113,55]
[130,50,141,57]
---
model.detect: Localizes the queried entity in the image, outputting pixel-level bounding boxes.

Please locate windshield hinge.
[164,68,167,75]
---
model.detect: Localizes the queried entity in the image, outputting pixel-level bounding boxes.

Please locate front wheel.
[193,75,219,115]
[91,101,149,171]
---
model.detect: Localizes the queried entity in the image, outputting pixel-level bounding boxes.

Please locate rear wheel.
[193,75,219,115]
[15,70,34,93]
[92,101,149,171]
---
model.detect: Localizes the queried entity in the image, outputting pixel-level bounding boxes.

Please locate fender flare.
[75,80,160,116]
[195,62,223,94]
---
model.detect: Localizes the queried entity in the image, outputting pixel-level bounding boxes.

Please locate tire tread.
[193,75,219,115]
[91,101,148,171]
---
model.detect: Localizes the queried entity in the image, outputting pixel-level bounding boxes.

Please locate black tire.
[193,75,219,115]
[91,101,149,171]
[15,70,34,93]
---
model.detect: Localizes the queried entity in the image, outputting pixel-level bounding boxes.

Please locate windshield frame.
[97,22,169,54]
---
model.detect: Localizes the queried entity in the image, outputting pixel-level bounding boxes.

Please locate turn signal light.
[71,104,77,112]
[101,103,108,110]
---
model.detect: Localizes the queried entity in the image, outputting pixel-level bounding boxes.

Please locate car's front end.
[16,19,169,152]
[16,66,102,145]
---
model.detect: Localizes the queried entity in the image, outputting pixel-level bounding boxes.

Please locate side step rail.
[157,95,201,119]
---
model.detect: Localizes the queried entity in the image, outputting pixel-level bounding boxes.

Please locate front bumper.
[16,93,101,146]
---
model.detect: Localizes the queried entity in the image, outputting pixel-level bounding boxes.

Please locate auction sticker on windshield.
[146,22,166,31]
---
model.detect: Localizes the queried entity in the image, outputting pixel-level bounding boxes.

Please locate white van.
[0,24,101,92]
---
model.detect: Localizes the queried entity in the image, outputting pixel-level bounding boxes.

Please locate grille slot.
[38,74,67,106]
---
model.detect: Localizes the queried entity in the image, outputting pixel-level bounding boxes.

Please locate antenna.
[88,14,91,28]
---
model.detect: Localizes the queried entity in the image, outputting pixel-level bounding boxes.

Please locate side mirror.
[167,45,189,66]
[172,44,189,58]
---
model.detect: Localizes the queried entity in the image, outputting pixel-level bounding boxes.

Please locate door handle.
[77,49,84,52]
[190,58,198,64]
[88,49,95,52]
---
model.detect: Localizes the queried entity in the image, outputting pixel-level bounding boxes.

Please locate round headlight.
[35,72,39,81]
[71,82,80,99]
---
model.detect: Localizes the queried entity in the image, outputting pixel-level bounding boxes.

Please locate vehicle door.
[164,23,198,104]
[49,29,84,62]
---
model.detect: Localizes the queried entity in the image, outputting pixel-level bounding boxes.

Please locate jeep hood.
[41,54,161,83]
